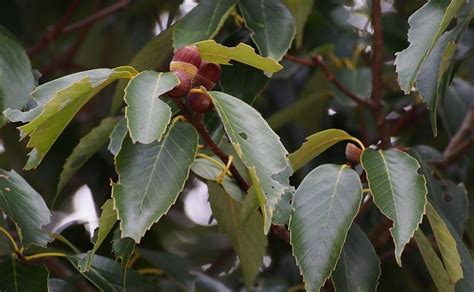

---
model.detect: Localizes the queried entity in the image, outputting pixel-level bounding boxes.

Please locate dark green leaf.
[209,91,292,233]
[0,30,35,126]
[333,224,381,292]
[283,0,313,48]
[394,0,464,93]
[333,68,371,106]
[113,121,198,242]
[68,254,159,292]
[0,169,51,247]
[108,117,128,157]
[57,117,117,195]
[239,0,296,61]
[124,71,178,144]
[361,148,427,266]
[289,164,362,291]
[0,254,49,292]
[173,0,238,48]
[208,182,267,286]
[48,278,78,292]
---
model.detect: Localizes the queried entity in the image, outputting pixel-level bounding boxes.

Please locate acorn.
[167,45,202,98]
[345,143,363,164]
[192,61,222,90]
[187,88,213,114]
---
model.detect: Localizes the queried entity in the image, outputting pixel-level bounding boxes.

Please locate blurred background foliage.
[0,0,473,291]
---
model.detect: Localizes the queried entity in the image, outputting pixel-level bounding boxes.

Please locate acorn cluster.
[167,45,221,115]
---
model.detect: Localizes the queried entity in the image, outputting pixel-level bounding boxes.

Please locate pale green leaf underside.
[124,71,178,144]
[394,0,464,93]
[426,202,463,283]
[239,0,296,61]
[16,67,136,169]
[108,118,128,157]
[0,169,51,247]
[113,122,198,242]
[57,117,117,196]
[209,91,291,233]
[173,0,238,48]
[195,40,283,73]
[289,129,364,172]
[208,182,267,287]
[333,224,381,292]
[290,164,362,292]
[361,148,427,266]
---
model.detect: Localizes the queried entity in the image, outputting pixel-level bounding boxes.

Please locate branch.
[433,105,474,168]
[27,0,131,56]
[284,54,372,108]
[27,0,82,56]
[371,0,391,149]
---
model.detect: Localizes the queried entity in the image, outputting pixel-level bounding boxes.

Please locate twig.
[370,0,391,149]
[27,0,131,56]
[174,100,250,192]
[284,54,372,108]
[433,105,474,167]
[62,0,131,34]
[27,0,82,56]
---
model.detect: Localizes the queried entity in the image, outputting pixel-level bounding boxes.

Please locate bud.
[192,61,222,90]
[170,45,201,80]
[345,143,362,164]
[187,88,213,114]
[167,71,192,99]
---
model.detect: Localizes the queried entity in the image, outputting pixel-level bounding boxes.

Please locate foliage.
[0,0,473,291]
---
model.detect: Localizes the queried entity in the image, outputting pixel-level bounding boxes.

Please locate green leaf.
[113,121,198,242]
[0,169,51,247]
[426,202,463,284]
[111,28,174,114]
[332,68,372,106]
[361,148,427,266]
[124,71,179,144]
[283,0,313,48]
[441,79,474,137]
[0,254,49,292]
[394,0,464,93]
[208,182,267,286]
[108,117,128,157]
[191,157,245,201]
[173,0,238,48]
[57,117,117,196]
[195,40,283,73]
[239,0,296,61]
[0,30,35,126]
[289,129,364,172]
[68,254,159,292]
[414,228,455,292]
[48,278,78,292]
[111,227,135,289]
[78,199,117,272]
[16,67,137,169]
[289,164,362,292]
[209,91,292,233]
[332,224,381,292]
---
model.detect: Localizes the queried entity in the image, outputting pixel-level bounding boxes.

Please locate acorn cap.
[345,143,362,164]
[166,71,192,99]
[187,88,213,114]
[172,45,201,69]
[192,62,222,90]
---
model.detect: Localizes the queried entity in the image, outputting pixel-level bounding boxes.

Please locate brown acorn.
[167,45,202,98]
[345,143,362,164]
[187,88,213,114]
[192,61,222,90]
[167,71,192,99]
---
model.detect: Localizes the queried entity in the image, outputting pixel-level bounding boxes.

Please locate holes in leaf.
[239,132,248,140]
[444,192,453,203]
